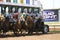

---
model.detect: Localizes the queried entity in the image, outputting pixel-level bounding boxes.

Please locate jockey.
[20,8,27,22]
[20,12,25,21]
[13,11,18,19]
[33,11,44,25]
[13,11,19,23]
[7,13,13,19]
[35,13,43,22]
[6,12,14,23]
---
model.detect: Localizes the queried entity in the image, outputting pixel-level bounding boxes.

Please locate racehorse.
[25,16,33,29]
[15,18,22,34]
[0,14,5,34]
[25,15,43,34]
[2,15,19,35]
[16,15,34,34]
[24,15,34,34]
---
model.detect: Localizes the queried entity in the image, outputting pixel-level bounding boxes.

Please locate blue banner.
[26,0,30,4]
[43,10,58,22]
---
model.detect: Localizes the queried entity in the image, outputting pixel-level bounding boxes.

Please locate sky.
[40,0,60,9]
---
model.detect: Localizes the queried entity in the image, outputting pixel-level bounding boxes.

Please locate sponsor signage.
[20,0,24,4]
[26,0,30,4]
[43,10,58,22]
[0,0,3,2]
[6,0,11,2]
[13,0,17,3]
[32,0,38,5]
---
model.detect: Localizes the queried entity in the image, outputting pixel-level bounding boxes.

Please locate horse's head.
[26,16,33,23]
[25,16,34,28]
[0,14,5,21]
[17,19,21,24]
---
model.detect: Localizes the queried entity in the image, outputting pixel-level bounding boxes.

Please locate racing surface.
[0,32,60,40]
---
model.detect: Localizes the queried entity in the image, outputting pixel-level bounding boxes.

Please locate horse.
[2,15,20,35]
[14,18,22,34]
[25,15,43,34]
[0,13,21,35]
[24,15,34,34]
[15,15,34,34]
[25,16,33,29]
[0,14,5,34]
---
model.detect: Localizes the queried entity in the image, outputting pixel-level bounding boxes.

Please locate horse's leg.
[21,22,25,34]
[20,21,24,34]
[28,26,33,34]
[2,26,8,36]
[12,25,18,35]
[0,29,1,35]
[27,25,32,34]
[0,21,2,35]
[20,28,23,34]
[2,22,8,35]
[13,27,18,35]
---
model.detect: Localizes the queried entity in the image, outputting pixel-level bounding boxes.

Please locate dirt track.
[0,33,60,40]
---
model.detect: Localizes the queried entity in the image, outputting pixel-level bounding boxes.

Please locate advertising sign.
[6,0,11,2]
[13,0,17,3]
[43,10,58,22]
[20,0,24,4]
[0,0,3,2]
[33,0,38,5]
[26,0,30,4]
